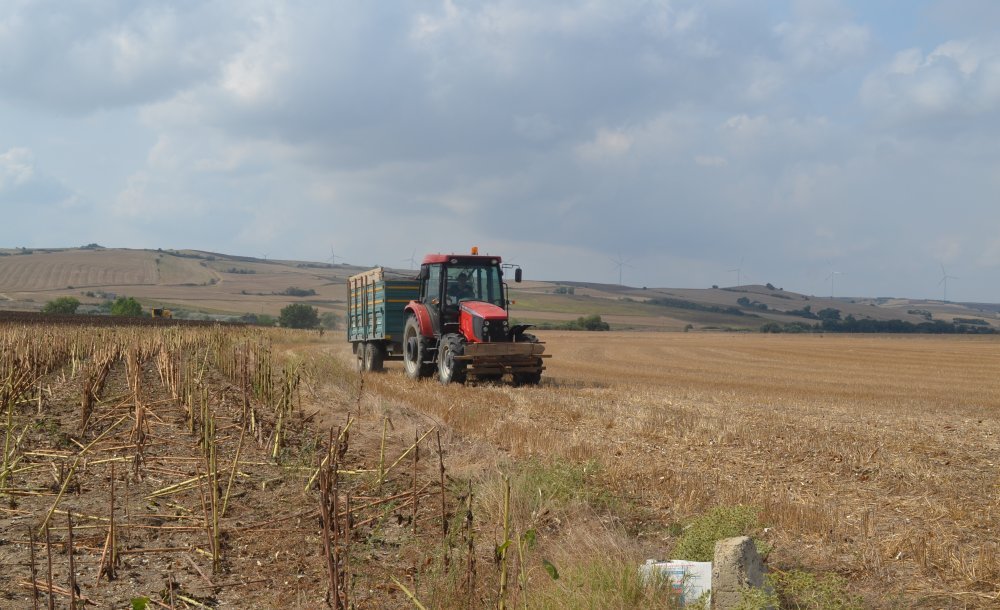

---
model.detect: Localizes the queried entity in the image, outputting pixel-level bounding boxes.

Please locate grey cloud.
[0,0,244,113]
[3,1,1000,300]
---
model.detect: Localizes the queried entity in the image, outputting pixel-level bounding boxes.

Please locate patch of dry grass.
[323,331,1000,607]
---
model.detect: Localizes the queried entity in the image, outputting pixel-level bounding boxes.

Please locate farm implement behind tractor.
[347,248,547,385]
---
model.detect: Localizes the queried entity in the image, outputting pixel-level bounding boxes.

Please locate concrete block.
[711,536,767,609]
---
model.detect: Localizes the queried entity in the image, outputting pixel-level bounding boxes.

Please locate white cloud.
[774,16,871,73]
[575,128,633,161]
[0,147,33,189]
[861,39,1000,122]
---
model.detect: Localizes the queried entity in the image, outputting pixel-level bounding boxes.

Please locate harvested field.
[1,326,998,608]
[345,331,1000,608]
[0,251,162,291]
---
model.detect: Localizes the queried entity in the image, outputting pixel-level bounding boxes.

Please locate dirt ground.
[334,331,1000,608]
[2,328,999,608]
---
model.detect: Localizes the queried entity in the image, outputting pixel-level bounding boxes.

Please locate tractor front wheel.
[512,333,542,386]
[437,334,467,385]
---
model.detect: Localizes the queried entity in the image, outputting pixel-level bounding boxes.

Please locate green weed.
[672,504,769,562]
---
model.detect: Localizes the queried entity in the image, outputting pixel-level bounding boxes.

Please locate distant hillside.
[0,246,997,331]
[0,247,368,318]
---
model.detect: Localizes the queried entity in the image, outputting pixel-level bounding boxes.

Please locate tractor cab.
[416,253,510,339]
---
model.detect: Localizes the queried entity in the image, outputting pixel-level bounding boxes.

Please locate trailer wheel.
[512,371,542,386]
[353,343,364,372]
[403,316,433,379]
[364,342,385,373]
[438,334,467,385]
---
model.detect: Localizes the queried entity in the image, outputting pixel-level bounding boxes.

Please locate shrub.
[42,296,81,314]
[110,296,143,317]
[817,308,841,321]
[283,287,317,297]
[575,314,610,331]
[320,312,340,330]
[770,569,864,609]
[279,303,319,329]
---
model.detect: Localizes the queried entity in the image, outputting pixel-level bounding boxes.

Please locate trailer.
[347,267,420,372]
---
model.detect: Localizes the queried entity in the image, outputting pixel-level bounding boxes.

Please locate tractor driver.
[452,272,476,302]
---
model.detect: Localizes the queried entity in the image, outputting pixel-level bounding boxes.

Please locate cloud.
[0,147,33,189]
[0,147,75,206]
[774,7,871,73]
[575,128,633,161]
[861,39,1000,124]
[0,1,243,113]
[2,1,1000,299]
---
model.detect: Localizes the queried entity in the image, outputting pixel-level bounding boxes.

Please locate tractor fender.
[404,301,434,338]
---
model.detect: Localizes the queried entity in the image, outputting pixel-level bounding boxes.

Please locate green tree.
[42,296,81,314]
[320,311,340,330]
[279,303,319,329]
[817,307,841,321]
[110,296,143,317]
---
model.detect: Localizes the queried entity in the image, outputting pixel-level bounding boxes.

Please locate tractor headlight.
[484,320,490,327]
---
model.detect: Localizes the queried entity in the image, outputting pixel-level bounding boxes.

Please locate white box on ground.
[640,559,712,606]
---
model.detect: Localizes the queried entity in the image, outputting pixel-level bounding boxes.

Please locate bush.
[320,312,340,330]
[110,296,143,317]
[533,314,611,331]
[769,569,863,609]
[817,308,841,321]
[42,296,81,314]
[786,305,819,319]
[575,314,610,331]
[279,303,319,329]
[283,287,317,297]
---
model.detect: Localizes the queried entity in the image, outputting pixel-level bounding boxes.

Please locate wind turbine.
[825,271,843,298]
[939,264,958,302]
[610,253,634,286]
[402,249,418,270]
[728,257,743,287]
[327,247,342,266]
[261,252,269,262]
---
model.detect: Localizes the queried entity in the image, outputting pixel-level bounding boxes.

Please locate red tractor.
[402,249,547,385]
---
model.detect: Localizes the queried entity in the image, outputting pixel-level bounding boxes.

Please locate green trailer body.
[347,267,419,370]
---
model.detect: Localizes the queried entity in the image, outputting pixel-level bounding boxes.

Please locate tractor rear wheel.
[437,334,467,385]
[403,316,433,379]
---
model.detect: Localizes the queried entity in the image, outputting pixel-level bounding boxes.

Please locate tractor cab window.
[423,265,441,304]
[444,264,503,306]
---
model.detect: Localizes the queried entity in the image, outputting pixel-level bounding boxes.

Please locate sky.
[2,0,1000,302]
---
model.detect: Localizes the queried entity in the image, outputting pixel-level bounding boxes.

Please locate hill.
[0,246,997,331]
